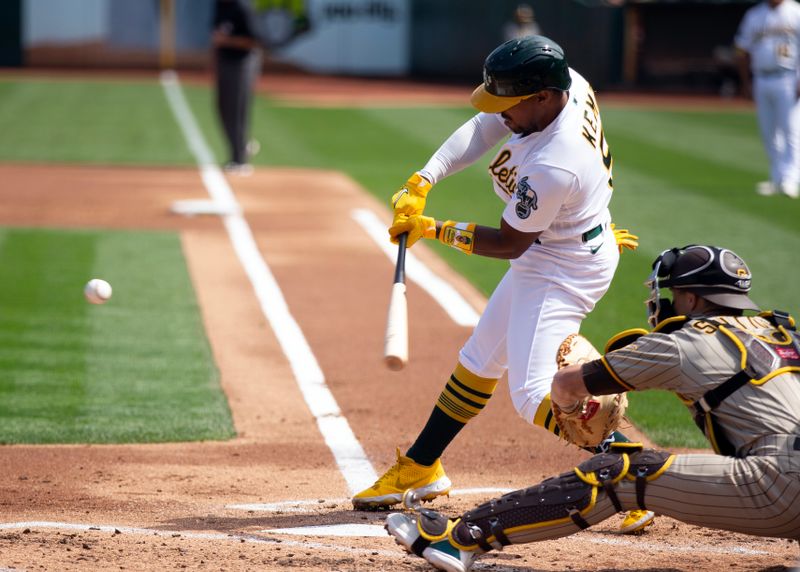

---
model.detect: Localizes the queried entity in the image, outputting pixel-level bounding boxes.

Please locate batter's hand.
[391,173,432,218]
[389,214,436,247]
[611,223,638,254]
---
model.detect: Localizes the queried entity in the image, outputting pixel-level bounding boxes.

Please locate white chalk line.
[160,70,376,493]
[0,520,778,559]
[0,521,399,558]
[226,488,515,513]
[351,208,480,327]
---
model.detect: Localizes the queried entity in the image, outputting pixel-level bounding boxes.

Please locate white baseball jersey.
[488,72,613,245]
[419,69,620,425]
[735,0,800,75]
[735,0,800,192]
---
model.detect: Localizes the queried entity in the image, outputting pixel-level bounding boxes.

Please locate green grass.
[0,227,234,444]
[1,77,798,448]
[0,79,195,165]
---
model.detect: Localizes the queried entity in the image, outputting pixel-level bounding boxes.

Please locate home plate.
[262,524,387,537]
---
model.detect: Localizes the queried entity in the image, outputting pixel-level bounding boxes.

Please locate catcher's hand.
[391,173,432,219]
[388,214,436,247]
[553,333,628,447]
[610,223,638,254]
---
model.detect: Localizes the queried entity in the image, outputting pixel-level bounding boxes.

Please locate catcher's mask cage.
[645,245,758,327]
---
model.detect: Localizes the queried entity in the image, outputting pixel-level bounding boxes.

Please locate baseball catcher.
[386,244,800,572]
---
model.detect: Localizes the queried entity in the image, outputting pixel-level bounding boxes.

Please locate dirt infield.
[0,162,797,571]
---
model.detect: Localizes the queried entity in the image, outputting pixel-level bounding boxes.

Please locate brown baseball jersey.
[582,314,800,539]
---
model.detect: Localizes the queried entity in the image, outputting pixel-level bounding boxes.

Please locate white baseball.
[84,278,113,305]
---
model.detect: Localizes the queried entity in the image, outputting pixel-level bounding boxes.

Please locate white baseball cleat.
[780,182,799,198]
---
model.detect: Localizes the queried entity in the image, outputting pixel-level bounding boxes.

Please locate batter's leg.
[352,272,512,509]
[405,271,514,465]
[507,242,617,427]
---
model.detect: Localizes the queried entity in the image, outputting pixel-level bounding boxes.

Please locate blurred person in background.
[212,0,267,176]
[503,4,541,42]
[735,0,800,198]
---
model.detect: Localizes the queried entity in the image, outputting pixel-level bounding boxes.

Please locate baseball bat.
[383,232,408,371]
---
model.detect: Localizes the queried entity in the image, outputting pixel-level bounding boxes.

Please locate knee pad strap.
[626,449,675,510]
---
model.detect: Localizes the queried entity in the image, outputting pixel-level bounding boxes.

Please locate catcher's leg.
[534,393,657,534]
[410,446,673,556]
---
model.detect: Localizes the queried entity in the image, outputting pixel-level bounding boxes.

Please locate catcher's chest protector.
[692,312,800,455]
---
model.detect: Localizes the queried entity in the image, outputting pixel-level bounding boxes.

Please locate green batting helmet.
[471,35,572,113]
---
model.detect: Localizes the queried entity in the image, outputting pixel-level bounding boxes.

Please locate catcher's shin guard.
[448,445,673,548]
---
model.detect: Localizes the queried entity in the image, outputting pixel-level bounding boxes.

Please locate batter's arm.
[432,217,541,259]
[389,214,539,257]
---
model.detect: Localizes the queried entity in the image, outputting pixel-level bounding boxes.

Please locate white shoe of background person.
[756,181,777,196]
[780,182,799,198]
[246,138,261,158]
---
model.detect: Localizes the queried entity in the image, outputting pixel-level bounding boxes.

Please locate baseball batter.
[386,245,800,572]
[353,35,647,533]
[735,0,800,198]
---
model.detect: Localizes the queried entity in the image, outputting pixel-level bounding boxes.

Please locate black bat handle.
[394,233,407,284]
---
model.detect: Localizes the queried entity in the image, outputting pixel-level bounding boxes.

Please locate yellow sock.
[533,394,561,437]
[435,363,498,423]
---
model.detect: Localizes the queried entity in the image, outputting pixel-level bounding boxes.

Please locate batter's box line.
[0,521,399,558]
[224,487,516,513]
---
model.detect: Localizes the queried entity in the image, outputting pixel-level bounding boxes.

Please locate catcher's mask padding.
[448,446,674,550]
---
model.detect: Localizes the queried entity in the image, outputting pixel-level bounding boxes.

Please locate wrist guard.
[439,220,476,255]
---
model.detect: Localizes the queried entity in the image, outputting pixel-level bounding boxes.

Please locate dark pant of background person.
[215,49,262,166]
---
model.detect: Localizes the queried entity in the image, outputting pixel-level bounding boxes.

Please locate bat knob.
[384,355,405,371]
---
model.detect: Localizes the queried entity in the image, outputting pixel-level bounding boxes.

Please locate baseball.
[84,278,113,305]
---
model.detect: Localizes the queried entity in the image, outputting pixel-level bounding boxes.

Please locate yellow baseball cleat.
[352,448,451,510]
[619,509,655,534]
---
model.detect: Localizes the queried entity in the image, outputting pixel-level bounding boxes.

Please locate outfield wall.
[6,0,757,92]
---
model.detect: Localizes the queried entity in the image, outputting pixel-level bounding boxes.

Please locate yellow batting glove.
[388,214,437,247]
[611,223,638,254]
[390,173,432,217]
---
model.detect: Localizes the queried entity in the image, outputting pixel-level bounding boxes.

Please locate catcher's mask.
[645,245,759,327]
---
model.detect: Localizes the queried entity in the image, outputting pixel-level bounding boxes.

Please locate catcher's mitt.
[553,333,628,448]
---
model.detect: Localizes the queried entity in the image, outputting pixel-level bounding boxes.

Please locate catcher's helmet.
[471,35,572,113]
[646,245,759,326]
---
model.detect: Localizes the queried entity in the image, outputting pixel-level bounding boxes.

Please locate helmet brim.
[676,286,761,312]
[694,290,761,312]
[470,83,533,113]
